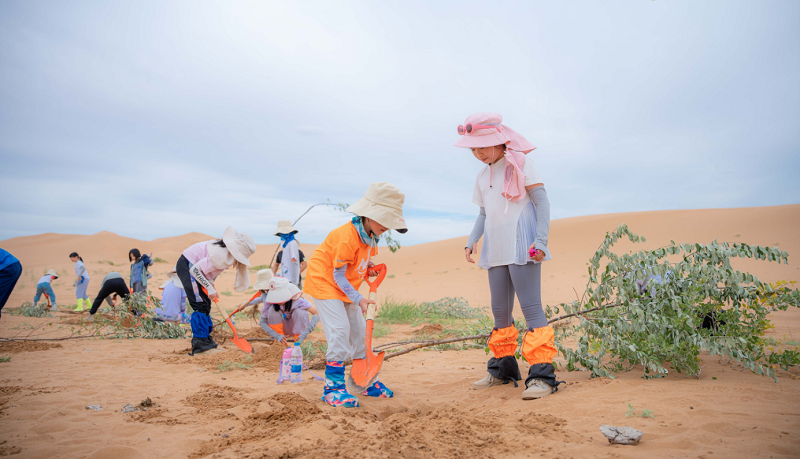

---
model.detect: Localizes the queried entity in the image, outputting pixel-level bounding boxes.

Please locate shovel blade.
[351,350,385,390]
[225,317,254,354]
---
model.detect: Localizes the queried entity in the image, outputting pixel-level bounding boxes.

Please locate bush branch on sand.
[548,223,800,381]
[377,224,800,381]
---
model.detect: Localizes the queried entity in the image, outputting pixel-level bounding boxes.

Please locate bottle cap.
[294,342,300,346]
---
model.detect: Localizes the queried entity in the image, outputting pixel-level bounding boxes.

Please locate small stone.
[222,377,226,380]
[147,438,151,441]
[222,434,229,438]
[600,425,643,445]
[121,404,137,413]
[85,405,102,411]
[690,406,693,409]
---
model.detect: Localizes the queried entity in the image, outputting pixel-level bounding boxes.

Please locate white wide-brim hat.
[160,269,185,290]
[253,268,274,291]
[222,226,256,267]
[346,182,408,233]
[274,220,298,236]
[265,277,302,304]
[45,269,59,279]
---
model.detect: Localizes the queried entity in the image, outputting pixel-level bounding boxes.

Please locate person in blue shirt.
[0,249,23,318]
[129,248,153,297]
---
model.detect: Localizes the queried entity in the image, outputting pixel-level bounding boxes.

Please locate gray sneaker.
[473,372,504,390]
[521,378,554,400]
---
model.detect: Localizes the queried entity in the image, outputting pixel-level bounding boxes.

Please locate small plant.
[387,274,395,279]
[215,356,253,373]
[300,340,328,359]
[16,302,54,318]
[99,260,114,265]
[373,322,391,338]
[0,356,11,363]
[248,264,270,272]
[626,403,655,418]
[220,291,232,297]
[153,257,168,263]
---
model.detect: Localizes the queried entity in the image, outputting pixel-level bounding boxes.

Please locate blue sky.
[1,1,798,246]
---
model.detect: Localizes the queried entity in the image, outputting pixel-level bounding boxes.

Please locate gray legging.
[488,262,547,329]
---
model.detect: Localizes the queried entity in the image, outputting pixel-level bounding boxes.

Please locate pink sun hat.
[453,112,536,153]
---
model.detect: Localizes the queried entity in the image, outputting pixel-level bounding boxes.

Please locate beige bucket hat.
[347,182,408,233]
[265,277,302,304]
[253,269,275,291]
[159,269,184,290]
[274,220,298,236]
[222,226,256,267]
[45,269,59,279]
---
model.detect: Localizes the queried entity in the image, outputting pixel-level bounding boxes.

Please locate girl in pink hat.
[455,112,560,400]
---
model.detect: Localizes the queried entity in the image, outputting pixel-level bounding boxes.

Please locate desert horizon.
[1,204,799,458]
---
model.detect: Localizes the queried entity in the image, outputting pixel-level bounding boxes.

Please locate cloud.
[0,0,798,245]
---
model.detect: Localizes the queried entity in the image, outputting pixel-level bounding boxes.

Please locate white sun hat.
[222,226,256,267]
[253,269,275,291]
[274,220,298,236]
[159,269,185,290]
[45,269,59,279]
[346,182,408,233]
[265,277,302,304]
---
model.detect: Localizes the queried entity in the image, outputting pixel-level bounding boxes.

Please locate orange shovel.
[350,263,387,392]
[228,291,262,322]
[202,287,254,354]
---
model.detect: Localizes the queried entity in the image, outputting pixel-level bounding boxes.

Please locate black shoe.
[189,337,218,356]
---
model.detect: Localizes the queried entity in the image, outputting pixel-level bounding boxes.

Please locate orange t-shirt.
[303,222,378,302]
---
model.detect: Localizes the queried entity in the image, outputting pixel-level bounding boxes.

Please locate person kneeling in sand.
[304,182,407,408]
[176,227,256,356]
[259,277,319,346]
[154,270,192,324]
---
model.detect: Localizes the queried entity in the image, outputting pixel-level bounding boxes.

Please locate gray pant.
[309,296,366,362]
[488,262,547,329]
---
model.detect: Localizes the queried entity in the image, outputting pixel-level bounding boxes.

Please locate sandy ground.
[1,204,799,458]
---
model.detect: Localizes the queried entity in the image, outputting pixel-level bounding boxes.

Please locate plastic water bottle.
[290,342,303,384]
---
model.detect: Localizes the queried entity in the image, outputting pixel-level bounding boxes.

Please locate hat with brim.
[160,269,185,290]
[45,269,58,279]
[453,112,536,153]
[253,269,274,291]
[222,226,256,267]
[346,182,408,234]
[265,277,302,304]
[274,220,298,236]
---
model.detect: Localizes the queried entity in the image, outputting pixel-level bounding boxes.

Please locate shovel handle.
[364,264,387,293]
[366,292,378,321]
[229,291,261,318]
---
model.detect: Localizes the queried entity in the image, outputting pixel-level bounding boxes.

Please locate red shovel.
[202,286,254,354]
[350,263,387,392]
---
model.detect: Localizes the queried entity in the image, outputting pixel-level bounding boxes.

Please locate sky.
[1,0,798,246]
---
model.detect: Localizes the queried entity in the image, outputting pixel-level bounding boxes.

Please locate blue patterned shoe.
[321,361,359,408]
[361,379,393,398]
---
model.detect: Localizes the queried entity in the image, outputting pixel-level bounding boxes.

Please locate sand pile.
[183,391,577,459]
[161,343,286,372]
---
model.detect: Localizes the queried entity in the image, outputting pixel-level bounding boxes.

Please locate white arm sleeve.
[190,264,216,295]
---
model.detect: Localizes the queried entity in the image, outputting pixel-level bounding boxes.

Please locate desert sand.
[1,204,799,458]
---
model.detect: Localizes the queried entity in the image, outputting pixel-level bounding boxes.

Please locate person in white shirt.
[274,220,301,286]
[455,112,560,401]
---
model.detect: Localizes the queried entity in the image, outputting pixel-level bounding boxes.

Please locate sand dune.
[0,204,798,458]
